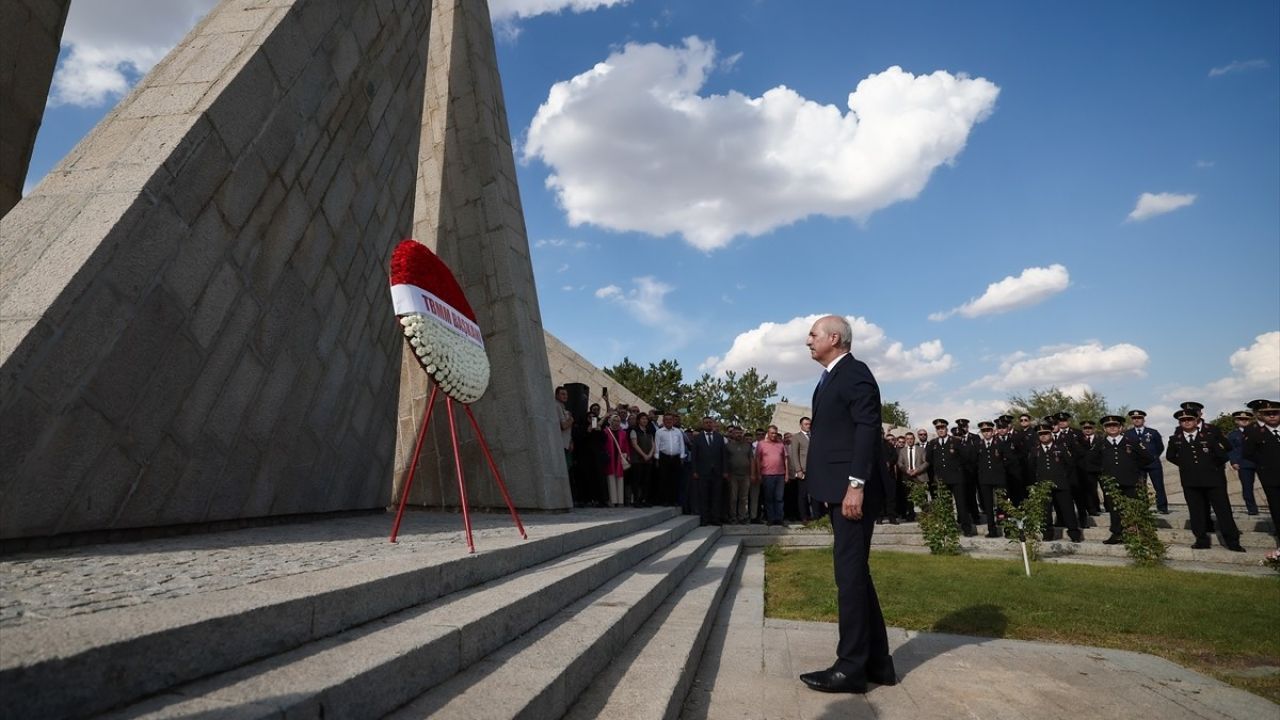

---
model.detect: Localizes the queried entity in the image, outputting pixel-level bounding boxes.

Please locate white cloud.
[1208,59,1269,77]
[1195,160,1215,169]
[701,314,954,388]
[1127,192,1196,222]
[974,341,1150,391]
[489,0,630,21]
[556,263,570,273]
[1164,331,1280,414]
[930,264,1069,321]
[902,396,1012,432]
[523,38,999,250]
[50,0,217,107]
[594,276,691,346]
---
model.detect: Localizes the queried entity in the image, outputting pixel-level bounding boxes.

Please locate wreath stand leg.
[443,396,478,553]
[462,403,527,540]
[389,384,440,543]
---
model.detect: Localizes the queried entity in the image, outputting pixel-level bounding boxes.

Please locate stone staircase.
[726,509,1275,571]
[0,509,741,720]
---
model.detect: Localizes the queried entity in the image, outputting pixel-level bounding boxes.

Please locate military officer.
[975,421,1011,537]
[954,418,984,524]
[1078,420,1104,518]
[926,418,976,536]
[1031,423,1083,542]
[1088,415,1154,544]
[1227,409,1260,516]
[996,415,1027,504]
[1124,410,1169,513]
[1167,409,1244,551]
[1180,401,1222,440]
[1242,399,1280,547]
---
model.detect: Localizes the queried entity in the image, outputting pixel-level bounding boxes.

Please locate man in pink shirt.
[755,425,791,526]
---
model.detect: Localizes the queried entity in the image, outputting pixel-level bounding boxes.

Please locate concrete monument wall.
[543,330,649,412]
[393,0,572,512]
[0,0,70,218]
[0,0,431,540]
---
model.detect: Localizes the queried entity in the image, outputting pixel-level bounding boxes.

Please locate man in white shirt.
[653,413,686,507]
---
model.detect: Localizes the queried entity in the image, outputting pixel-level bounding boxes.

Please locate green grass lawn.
[764,547,1280,703]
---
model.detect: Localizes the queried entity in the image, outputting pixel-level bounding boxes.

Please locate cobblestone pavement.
[0,509,621,629]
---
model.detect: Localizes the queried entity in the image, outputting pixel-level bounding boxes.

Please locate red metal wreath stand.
[388,383,527,552]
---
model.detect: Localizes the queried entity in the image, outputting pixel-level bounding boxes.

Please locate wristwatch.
[848,477,865,489]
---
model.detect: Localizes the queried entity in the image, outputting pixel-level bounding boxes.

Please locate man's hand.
[842,486,864,520]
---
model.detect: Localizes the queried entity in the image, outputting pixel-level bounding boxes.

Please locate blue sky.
[24,0,1280,435]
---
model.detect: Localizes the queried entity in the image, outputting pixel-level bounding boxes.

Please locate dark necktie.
[817,369,830,393]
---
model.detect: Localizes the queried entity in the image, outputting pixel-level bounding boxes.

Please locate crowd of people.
[553,386,1280,550]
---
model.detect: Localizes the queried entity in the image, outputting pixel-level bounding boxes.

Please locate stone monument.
[0,0,570,544]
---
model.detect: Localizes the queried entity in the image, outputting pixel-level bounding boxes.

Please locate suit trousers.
[657,455,683,507]
[1262,484,1280,547]
[795,477,813,521]
[1104,484,1140,536]
[1238,466,1258,513]
[694,470,724,524]
[828,504,891,678]
[728,473,750,522]
[1142,463,1169,511]
[1183,484,1240,544]
[946,482,975,534]
[1044,488,1080,537]
[978,485,1003,532]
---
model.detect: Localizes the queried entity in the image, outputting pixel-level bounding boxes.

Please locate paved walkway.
[682,550,1278,720]
[0,508,625,629]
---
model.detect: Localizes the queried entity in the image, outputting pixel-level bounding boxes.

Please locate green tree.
[602,357,685,412]
[719,368,778,431]
[1006,387,1128,426]
[882,401,910,428]
[681,372,726,427]
[1207,412,1236,436]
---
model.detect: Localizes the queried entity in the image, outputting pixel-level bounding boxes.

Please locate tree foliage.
[1006,387,1128,425]
[602,357,684,412]
[882,401,910,428]
[1207,412,1236,436]
[602,357,777,430]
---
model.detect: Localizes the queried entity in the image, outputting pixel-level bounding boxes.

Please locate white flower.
[399,311,490,403]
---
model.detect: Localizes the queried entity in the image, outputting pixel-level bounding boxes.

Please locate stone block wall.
[0,0,431,540]
[0,0,70,218]
[543,331,648,413]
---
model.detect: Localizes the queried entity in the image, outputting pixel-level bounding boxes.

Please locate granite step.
[0,508,681,720]
[98,515,702,720]
[564,538,742,720]
[388,526,723,720]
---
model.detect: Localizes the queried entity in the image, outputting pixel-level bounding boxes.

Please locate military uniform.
[1123,410,1168,513]
[1088,416,1154,542]
[1030,425,1082,542]
[1226,410,1260,515]
[975,422,1012,537]
[926,421,976,536]
[1166,410,1243,550]
[1241,399,1280,546]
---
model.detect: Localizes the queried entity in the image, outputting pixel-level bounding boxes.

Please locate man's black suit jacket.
[808,354,887,512]
[689,431,728,478]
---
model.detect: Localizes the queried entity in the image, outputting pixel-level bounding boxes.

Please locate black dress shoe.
[1191,540,1210,549]
[799,669,868,694]
[1225,543,1246,552]
[1068,531,1083,543]
[1103,534,1123,545]
[985,530,1001,539]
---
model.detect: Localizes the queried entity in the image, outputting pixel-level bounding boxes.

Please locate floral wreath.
[389,239,490,404]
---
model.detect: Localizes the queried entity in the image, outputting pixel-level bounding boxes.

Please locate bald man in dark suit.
[798,315,896,694]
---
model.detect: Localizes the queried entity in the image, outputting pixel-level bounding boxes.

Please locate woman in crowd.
[603,413,630,507]
[630,412,656,506]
